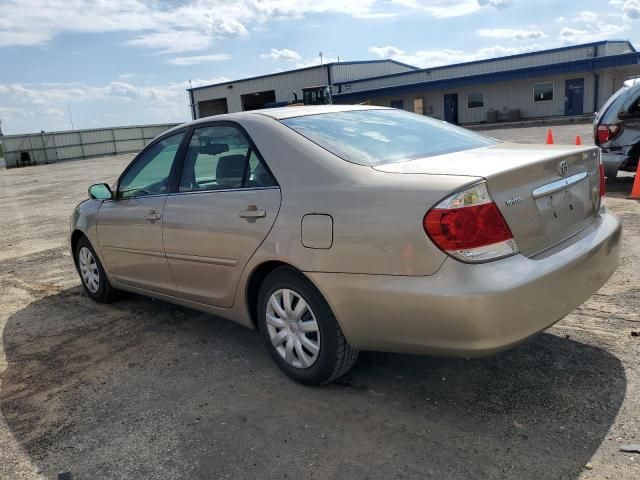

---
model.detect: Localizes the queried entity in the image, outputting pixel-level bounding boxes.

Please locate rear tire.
[257,267,358,385]
[75,235,116,303]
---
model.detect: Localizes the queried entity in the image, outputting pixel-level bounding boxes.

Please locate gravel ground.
[0,125,639,480]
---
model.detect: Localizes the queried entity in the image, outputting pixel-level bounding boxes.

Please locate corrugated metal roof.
[188,59,417,92]
[334,52,640,101]
[333,40,636,87]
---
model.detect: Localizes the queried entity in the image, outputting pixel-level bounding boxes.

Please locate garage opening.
[198,98,229,117]
[241,90,276,111]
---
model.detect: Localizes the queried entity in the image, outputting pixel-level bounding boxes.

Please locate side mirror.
[88,183,113,200]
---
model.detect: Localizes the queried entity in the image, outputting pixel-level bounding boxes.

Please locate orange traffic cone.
[575,135,582,145]
[546,128,554,144]
[630,162,640,200]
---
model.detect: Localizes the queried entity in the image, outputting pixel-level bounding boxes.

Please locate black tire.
[257,267,358,385]
[75,235,116,303]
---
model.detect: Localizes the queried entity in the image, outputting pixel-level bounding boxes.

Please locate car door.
[97,130,186,294]
[162,123,281,308]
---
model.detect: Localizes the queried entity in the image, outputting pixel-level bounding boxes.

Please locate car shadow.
[1,287,626,479]
[606,174,636,199]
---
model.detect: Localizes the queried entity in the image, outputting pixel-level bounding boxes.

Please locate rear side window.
[280,109,497,166]
[179,125,276,192]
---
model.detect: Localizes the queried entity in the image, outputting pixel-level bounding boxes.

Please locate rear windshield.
[280,109,497,166]
[595,86,629,123]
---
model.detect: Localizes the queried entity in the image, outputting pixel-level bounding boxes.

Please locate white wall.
[364,73,597,123]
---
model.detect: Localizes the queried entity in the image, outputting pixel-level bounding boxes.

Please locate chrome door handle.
[144,213,161,221]
[239,208,266,219]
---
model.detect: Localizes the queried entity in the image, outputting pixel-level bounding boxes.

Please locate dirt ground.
[0,125,639,480]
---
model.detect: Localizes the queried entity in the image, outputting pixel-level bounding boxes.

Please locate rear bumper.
[601,151,628,177]
[307,211,621,357]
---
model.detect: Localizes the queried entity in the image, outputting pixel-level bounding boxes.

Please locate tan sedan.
[71,105,621,385]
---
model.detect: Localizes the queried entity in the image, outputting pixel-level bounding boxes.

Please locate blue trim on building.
[333,52,640,102]
[333,40,636,87]
[188,59,417,92]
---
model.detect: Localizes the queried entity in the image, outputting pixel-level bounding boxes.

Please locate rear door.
[163,122,281,308]
[97,130,186,293]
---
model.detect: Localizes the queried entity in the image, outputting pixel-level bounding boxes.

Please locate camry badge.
[505,196,523,207]
[558,160,569,177]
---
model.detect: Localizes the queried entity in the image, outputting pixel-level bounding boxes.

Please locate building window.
[390,99,404,109]
[467,91,485,109]
[533,82,554,102]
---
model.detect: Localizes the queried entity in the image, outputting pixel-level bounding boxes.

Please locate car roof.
[251,104,391,120]
[162,104,392,138]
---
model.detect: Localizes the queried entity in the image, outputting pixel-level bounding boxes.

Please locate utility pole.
[67,105,75,130]
[319,51,323,65]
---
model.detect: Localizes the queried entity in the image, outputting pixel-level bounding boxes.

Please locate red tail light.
[599,163,606,198]
[424,182,518,263]
[595,124,621,145]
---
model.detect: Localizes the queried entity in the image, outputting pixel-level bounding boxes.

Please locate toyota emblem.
[558,160,569,177]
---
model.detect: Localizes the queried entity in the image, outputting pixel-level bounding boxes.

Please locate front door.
[97,131,186,293]
[444,93,459,124]
[163,124,281,308]
[565,78,584,116]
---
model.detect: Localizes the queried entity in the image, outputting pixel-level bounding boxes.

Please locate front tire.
[257,267,358,385]
[75,235,116,303]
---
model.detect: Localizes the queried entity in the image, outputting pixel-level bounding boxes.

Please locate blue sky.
[1,0,639,134]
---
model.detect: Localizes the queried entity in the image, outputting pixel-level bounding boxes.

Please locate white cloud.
[0,76,229,133]
[391,0,511,17]
[477,27,546,40]
[127,30,216,54]
[261,48,302,61]
[611,0,640,21]
[477,0,511,8]
[391,0,478,18]
[0,0,515,51]
[369,44,542,68]
[556,9,629,43]
[168,54,231,66]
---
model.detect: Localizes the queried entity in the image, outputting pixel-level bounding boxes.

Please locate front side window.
[281,109,497,166]
[533,82,554,102]
[467,91,485,109]
[118,131,185,199]
[179,125,276,192]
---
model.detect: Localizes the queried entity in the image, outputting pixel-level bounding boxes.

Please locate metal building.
[189,40,640,125]
[188,60,417,118]
[333,40,640,124]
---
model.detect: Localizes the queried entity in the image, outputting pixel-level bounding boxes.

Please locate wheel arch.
[245,260,317,329]
[70,229,86,265]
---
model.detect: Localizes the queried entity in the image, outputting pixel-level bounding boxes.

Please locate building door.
[444,93,459,124]
[198,98,228,117]
[564,78,584,116]
[241,90,276,111]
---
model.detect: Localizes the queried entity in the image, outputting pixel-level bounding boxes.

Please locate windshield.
[280,109,497,166]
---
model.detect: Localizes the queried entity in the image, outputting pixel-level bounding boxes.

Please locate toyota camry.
[70,105,621,385]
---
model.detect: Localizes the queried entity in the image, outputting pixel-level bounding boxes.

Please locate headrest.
[216,155,245,187]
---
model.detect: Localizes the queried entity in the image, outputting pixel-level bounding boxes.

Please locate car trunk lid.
[373,143,601,257]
